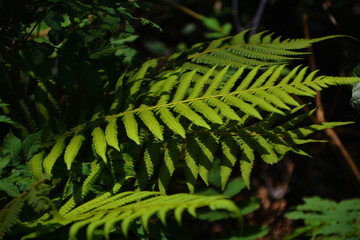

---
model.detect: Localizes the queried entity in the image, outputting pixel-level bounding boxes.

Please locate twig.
[24,22,39,41]
[250,0,268,36]
[160,0,202,20]
[232,0,243,33]
[301,1,360,183]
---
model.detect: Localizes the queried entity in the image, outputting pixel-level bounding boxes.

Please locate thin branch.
[250,0,268,36]
[301,0,360,183]
[24,22,39,41]
[232,0,243,33]
[160,0,202,20]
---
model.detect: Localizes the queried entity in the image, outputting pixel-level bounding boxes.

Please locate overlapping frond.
[114,64,359,144]
[187,29,346,69]
[43,191,241,240]
[131,105,352,192]
[37,61,360,192]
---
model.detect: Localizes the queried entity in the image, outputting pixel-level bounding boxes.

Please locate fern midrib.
[188,43,304,59]
[52,81,318,140]
[105,82,309,120]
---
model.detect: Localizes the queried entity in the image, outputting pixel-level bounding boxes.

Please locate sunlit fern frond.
[37,62,360,193]
[187,29,346,70]
[28,191,242,240]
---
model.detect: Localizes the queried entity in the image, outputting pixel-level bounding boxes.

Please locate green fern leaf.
[122,114,140,145]
[59,195,78,217]
[157,108,186,138]
[220,67,246,94]
[190,101,223,124]
[28,151,44,180]
[197,135,219,186]
[138,108,164,141]
[241,93,283,114]
[43,135,66,175]
[268,88,300,107]
[91,127,108,164]
[0,181,19,198]
[37,80,61,115]
[172,69,197,102]
[81,163,103,198]
[158,137,182,193]
[128,59,157,96]
[60,191,241,239]
[203,65,229,96]
[174,104,210,129]
[223,96,263,120]
[220,136,238,190]
[286,196,360,239]
[105,118,120,151]
[237,136,255,189]
[207,98,241,121]
[35,102,50,122]
[138,142,162,189]
[64,134,86,170]
[188,66,217,99]
[0,196,26,239]
[184,138,200,193]
[156,73,181,105]
[189,30,347,70]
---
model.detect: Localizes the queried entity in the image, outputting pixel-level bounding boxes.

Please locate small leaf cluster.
[286,197,360,240]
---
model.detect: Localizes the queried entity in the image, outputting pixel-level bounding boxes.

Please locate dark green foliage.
[286,197,360,239]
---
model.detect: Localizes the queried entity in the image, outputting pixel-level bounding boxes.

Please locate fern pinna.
[2,29,360,239]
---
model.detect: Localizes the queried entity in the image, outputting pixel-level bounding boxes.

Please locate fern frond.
[64,134,86,170]
[220,136,239,190]
[116,64,360,144]
[105,118,120,151]
[0,196,26,240]
[91,127,108,163]
[138,108,164,141]
[184,137,200,194]
[43,135,66,175]
[35,102,50,123]
[81,163,103,199]
[188,30,346,69]
[286,197,360,239]
[158,108,186,138]
[237,136,255,189]
[122,113,140,145]
[197,134,219,186]
[28,151,45,180]
[158,137,182,193]
[51,191,242,240]
[138,141,162,189]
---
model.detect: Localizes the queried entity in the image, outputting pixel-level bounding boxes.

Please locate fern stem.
[160,0,202,20]
[250,0,268,36]
[301,1,360,184]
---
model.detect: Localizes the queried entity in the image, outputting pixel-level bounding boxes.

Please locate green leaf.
[223,177,247,198]
[122,114,140,145]
[22,131,42,160]
[105,118,120,151]
[64,134,86,170]
[43,135,66,175]
[201,16,221,31]
[0,181,20,197]
[91,127,108,164]
[158,108,186,138]
[138,109,164,141]
[2,132,22,161]
[28,151,44,180]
